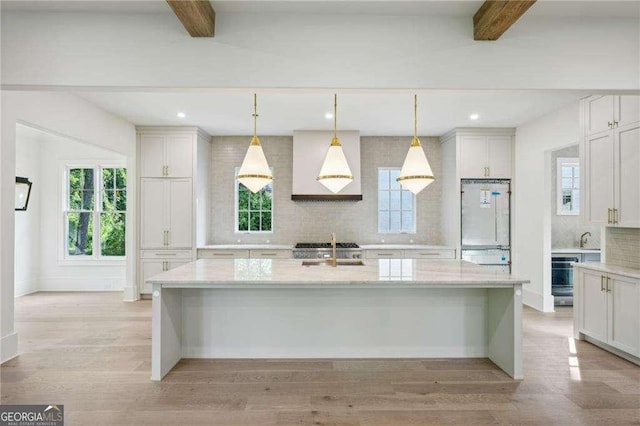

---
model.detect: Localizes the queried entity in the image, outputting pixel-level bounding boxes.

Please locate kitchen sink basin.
[302,260,365,266]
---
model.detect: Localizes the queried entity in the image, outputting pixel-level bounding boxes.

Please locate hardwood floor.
[1,292,639,425]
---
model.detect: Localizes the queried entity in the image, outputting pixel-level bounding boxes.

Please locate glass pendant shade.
[317,94,353,194]
[397,95,435,195]
[317,137,353,193]
[397,136,434,194]
[237,136,272,193]
[236,94,273,193]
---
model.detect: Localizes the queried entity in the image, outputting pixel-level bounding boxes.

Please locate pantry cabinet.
[140,179,193,249]
[460,135,512,179]
[140,133,193,178]
[575,267,639,358]
[582,96,640,228]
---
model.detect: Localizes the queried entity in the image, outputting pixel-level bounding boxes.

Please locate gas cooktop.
[295,242,359,249]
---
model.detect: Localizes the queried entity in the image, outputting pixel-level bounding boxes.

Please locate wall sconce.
[15,177,33,211]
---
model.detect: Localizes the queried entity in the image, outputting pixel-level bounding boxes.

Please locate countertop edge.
[573,262,640,279]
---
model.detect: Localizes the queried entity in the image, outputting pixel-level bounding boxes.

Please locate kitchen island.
[148,259,528,380]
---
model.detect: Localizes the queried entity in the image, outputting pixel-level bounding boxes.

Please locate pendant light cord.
[253,93,258,137]
[414,94,418,138]
[334,94,337,139]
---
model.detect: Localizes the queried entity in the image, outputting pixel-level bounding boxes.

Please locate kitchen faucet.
[329,232,337,267]
[580,232,591,248]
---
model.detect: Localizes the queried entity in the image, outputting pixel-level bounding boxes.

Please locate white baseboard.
[123,285,139,302]
[1,332,18,364]
[523,289,555,313]
[39,277,125,292]
[14,288,39,298]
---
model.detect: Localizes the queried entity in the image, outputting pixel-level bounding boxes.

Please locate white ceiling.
[2,0,639,18]
[77,90,586,136]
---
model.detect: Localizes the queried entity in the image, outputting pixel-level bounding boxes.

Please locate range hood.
[292,130,362,201]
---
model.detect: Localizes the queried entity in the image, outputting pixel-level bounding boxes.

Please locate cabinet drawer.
[365,250,404,259]
[404,249,455,259]
[140,250,193,259]
[197,249,249,259]
[249,250,292,259]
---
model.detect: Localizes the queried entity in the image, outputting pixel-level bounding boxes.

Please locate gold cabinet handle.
[486,166,490,177]
[607,277,612,292]
[601,275,605,292]
[607,208,612,224]
[165,165,169,176]
[614,208,619,225]
[613,121,619,127]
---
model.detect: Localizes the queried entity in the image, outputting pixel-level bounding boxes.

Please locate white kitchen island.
[148,259,528,381]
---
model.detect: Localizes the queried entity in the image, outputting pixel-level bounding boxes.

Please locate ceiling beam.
[166,0,215,37]
[474,1,536,41]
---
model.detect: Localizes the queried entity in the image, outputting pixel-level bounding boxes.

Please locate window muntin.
[235,167,273,233]
[378,168,416,233]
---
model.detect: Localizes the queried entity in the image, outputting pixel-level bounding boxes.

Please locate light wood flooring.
[1,292,639,425]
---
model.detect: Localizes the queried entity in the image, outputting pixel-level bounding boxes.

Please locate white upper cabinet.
[585,95,640,137]
[460,135,512,179]
[139,133,193,178]
[582,96,640,227]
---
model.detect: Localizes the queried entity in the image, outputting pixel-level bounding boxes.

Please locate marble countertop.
[198,244,293,250]
[360,245,454,250]
[147,259,528,289]
[551,248,601,254]
[573,262,640,279]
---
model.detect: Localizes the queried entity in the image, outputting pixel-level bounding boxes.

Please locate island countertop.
[147,259,529,289]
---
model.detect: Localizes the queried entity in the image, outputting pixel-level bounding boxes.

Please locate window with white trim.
[557,158,580,215]
[64,165,127,259]
[235,167,273,233]
[378,167,416,233]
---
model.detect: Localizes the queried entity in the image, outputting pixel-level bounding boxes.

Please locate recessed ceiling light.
[469,113,479,120]
[177,112,186,119]
[325,112,333,120]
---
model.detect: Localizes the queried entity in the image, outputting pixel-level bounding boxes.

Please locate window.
[64,165,127,260]
[557,158,580,215]
[378,168,415,233]
[235,167,273,233]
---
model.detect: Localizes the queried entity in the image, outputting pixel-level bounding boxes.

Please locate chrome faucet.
[580,232,591,248]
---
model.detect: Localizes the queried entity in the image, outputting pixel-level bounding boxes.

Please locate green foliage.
[237,182,273,232]
[67,167,126,257]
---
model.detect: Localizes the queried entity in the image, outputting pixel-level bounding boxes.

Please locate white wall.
[513,101,581,312]
[1,91,136,363]
[1,11,638,90]
[14,129,41,297]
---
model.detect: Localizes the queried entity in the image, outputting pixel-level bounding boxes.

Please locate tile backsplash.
[209,136,443,245]
[605,227,640,269]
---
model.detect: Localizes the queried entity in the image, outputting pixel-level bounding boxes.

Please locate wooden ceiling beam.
[474,1,536,41]
[166,0,215,37]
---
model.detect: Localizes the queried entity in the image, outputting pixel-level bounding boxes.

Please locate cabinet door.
[140,135,166,178]
[140,179,168,249]
[165,135,193,178]
[584,132,615,225]
[487,136,512,178]
[167,179,193,249]
[614,124,640,227]
[585,96,614,136]
[580,270,608,342]
[141,260,164,294]
[460,136,488,178]
[615,96,640,129]
[608,275,639,356]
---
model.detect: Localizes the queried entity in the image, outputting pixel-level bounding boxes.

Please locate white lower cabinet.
[403,249,456,259]
[140,250,192,294]
[365,249,404,259]
[576,268,639,358]
[249,249,293,259]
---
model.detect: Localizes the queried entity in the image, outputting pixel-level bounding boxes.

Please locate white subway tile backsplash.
[210,136,442,245]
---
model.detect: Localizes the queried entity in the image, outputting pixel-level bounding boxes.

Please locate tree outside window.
[65,166,126,259]
[235,167,273,233]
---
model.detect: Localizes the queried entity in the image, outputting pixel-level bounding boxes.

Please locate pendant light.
[317,94,353,193]
[397,95,435,194]
[236,94,273,193]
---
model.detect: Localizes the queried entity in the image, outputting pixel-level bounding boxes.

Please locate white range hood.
[292,130,362,201]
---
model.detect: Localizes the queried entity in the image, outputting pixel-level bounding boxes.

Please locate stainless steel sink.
[302,260,365,266]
